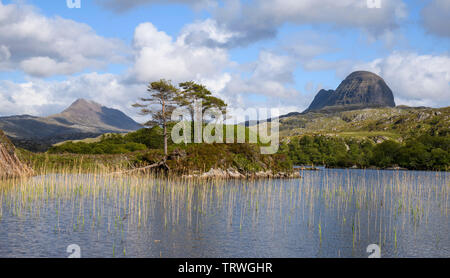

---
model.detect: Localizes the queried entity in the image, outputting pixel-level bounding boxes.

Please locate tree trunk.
[112,159,170,175]
[164,124,168,156]
[162,99,168,157]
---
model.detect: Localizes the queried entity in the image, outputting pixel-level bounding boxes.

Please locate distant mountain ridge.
[0,99,142,151]
[305,71,396,113]
[49,99,142,131]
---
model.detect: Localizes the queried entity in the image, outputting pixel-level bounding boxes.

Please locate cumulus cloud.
[97,0,408,48]
[218,50,312,113]
[178,19,239,48]
[0,22,237,119]
[0,2,126,77]
[422,0,450,38]
[0,73,145,119]
[222,51,299,99]
[96,0,216,12]
[0,44,11,69]
[0,18,322,118]
[127,22,306,113]
[0,45,10,61]
[128,22,232,84]
[353,52,450,107]
[210,0,408,47]
[0,43,308,119]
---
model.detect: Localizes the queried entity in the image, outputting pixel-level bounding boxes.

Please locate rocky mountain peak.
[305,71,396,113]
[63,98,103,114]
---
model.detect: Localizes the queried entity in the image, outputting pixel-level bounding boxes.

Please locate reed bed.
[0,165,448,257]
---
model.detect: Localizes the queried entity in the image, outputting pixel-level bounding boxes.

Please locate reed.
[0,161,448,257]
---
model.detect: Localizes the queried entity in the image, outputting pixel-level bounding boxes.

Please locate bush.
[285,134,449,170]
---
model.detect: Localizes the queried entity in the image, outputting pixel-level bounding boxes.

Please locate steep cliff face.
[0,130,33,178]
[306,71,396,113]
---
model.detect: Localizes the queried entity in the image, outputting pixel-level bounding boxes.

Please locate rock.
[200,168,227,179]
[417,112,430,121]
[386,165,408,170]
[305,71,395,113]
[344,143,350,152]
[226,168,245,179]
[371,135,389,144]
[182,168,300,179]
[254,171,272,178]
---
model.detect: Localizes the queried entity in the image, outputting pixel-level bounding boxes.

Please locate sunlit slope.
[278,106,449,142]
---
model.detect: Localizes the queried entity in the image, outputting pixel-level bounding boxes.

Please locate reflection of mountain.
[0,99,142,151]
[305,71,396,113]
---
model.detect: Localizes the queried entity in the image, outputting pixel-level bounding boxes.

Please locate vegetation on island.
[12,79,450,174]
[44,123,293,175]
[283,133,448,171]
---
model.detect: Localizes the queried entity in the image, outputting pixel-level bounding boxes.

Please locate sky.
[0,0,449,122]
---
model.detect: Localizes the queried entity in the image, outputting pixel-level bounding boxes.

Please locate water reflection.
[0,169,448,258]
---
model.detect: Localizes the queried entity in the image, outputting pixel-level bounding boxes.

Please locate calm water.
[0,169,448,258]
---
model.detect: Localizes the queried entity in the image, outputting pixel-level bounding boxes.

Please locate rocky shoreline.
[182,168,301,179]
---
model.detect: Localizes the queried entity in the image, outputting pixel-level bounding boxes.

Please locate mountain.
[49,99,142,131]
[0,99,142,151]
[305,71,396,113]
[244,71,396,127]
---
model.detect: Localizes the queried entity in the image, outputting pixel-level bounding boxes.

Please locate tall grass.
[0,163,448,257]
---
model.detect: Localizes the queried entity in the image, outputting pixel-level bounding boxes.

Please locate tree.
[175,81,227,120]
[371,140,401,168]
[133,79,178,157]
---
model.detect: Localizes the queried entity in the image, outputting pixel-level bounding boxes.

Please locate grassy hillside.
[276,106,449,171]
[278,106,449,142]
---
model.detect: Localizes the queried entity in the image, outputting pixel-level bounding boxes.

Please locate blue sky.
[0,0,449,120]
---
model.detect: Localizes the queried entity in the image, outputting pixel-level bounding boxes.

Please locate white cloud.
[97,0,408,48]
[221,51,300,99]
[96,0,216,12]
[212,0,408,46]
[129,22,232,84]
[0,45,10,61]
[0,44,10,70]
[422,0,450,38]
[178,19,239,48]
[0,73,145,119]
[0,2,126,77]
[128,22,307,113]
[218,50,313,113]
[0,17,319,119]
[0,45,310,119]
[354,52,450,107]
